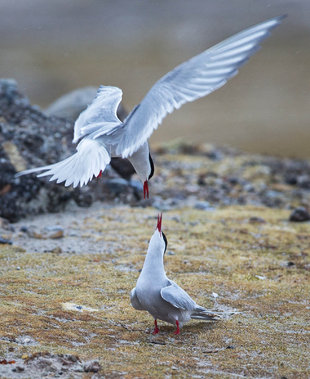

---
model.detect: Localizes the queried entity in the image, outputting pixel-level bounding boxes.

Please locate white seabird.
[130,214,224,335]
[17,16,285,199]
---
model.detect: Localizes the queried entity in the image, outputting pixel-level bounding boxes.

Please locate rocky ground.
[0,203,310,378]
[0,80,310,378]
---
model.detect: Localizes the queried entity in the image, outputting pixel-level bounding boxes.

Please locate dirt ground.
[0,200,309,378]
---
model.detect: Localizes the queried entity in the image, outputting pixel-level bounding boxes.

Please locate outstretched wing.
[116,16,285,157]
[160,280,197,311]
[73,85,123,143]
[16,139,111,188]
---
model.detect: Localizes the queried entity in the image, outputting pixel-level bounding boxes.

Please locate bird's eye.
[162,232,168,254]
[148,154,154,180]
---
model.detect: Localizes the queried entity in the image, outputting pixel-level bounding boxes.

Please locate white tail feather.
[16,139,111,188]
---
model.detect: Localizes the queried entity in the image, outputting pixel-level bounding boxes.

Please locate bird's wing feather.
[130,288,145,310]
[73,86,123,143]
[160,280,197,311]
[16,139,111,188]
[116,16,285,157]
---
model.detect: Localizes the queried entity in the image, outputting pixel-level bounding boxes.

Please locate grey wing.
[73,85,123,143]
[130,288,145,310]
[116,16,285,157]
[160,280,197,311]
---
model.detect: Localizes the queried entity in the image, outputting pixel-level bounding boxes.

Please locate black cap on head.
[162,231,168,254]
[148,154,154,180]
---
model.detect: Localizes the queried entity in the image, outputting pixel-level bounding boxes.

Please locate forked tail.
[191,306,232,321]
[16,139,111,188]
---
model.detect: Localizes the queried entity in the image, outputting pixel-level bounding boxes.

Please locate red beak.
[143,180,149,199]
[157,213,162,234]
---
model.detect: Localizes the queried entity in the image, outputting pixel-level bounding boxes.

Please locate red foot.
[174,320,180,335]
[152,319,159,335]
[97,170,102,178]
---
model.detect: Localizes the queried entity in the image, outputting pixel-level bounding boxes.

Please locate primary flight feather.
[16,16,285,199]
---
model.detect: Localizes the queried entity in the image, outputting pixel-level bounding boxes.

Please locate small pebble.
[286,261,295,267]
[83,360,101,373]
[194,201,213,211]
[13,366,25,372]
[249,216,266,224]
[0,236,12,244]
[255,275,266,280]
[289,207,310,222]
[44,226,64,239]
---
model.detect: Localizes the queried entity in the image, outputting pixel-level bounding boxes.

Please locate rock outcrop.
[0,79,137,222]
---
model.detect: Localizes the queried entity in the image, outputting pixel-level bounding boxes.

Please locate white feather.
[116,16,285,158]
[73,85,123,143]
[17,139,111,188]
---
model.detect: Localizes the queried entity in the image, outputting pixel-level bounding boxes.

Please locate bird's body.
[131,215,221,334]
[17,16,285,198]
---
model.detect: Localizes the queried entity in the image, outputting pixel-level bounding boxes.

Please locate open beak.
[143,180,149,199]
[157,213,162,234]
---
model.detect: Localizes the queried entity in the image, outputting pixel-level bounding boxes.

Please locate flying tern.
[131,214,223,335]
[17,16,285,199]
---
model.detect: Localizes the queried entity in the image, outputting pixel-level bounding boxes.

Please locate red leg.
[97,170,102,178]
[152,319,159,335]
[174,320,180,335]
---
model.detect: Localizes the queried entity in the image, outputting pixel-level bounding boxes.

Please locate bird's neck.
[140,247,166,279]
[128,142,150,181]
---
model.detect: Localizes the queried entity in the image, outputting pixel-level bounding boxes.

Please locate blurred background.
[0,0,309,158]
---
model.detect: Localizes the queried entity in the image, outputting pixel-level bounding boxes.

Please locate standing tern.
[16,16,285,199]
[131,214,223,335]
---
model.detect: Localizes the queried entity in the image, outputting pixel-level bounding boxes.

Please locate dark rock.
[0,79,75,222]
[0,80,137,222]
[286,261,295,267]
[249,216,266,224]
[0,217,14,231]
[204,149,222,161]
[289,207,310,222]
[105,178,131,196]
[0,236,12,244]
[83,360,101,373]
[72,187,93,207]
[101,178,141,202]
[110,157,135,181]
[285,174,298,186]
[227,176,240,186]
[13,366,25,372]
[194,201,213,210]
[297,175,310,189]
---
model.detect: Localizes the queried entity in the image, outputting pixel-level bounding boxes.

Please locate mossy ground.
[0,205,309,377]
